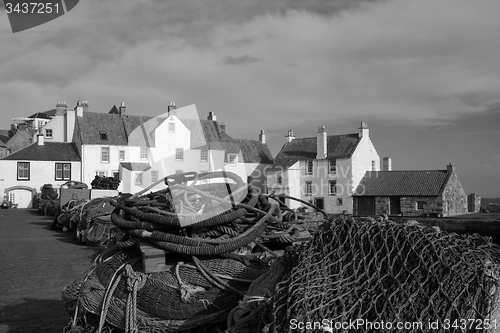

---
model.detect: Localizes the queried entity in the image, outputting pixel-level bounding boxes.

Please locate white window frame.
[101,147,110,163]
[417,201,425,210]
[119,150,125,161]
[45,129,53,139]
[329,180,337,196]
[372,160,376,171]
[329,160,336,174]
[305,181,312,196]
[55,163,71,181]
[151,170,158,183]
[175,170,183,174]
[168,122,175,133]
[306,161,313,175]
[97,171,107,177]
[337,198,343,206]
[140,147,148,160]
[200,150,208,162]
[17,162,30,180]
[175,148,184,161]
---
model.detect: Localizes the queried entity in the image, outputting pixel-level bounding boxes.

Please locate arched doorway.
[4,186,37,208]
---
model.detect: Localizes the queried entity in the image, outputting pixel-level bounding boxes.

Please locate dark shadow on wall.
[0,298,71,333]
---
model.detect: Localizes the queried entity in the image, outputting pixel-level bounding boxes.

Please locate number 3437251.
[5,2,60,14]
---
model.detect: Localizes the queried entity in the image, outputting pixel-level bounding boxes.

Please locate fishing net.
[227,217,500,332]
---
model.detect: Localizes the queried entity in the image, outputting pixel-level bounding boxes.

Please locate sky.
[0,0,499,196]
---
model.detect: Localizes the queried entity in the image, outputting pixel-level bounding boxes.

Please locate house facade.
[267,122,381,214]
[0,136,81,208]
[353,163,468,217]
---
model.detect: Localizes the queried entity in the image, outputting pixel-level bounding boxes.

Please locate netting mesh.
[268,218,500,332]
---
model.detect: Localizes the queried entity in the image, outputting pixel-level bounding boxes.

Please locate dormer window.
[100,131,108,141]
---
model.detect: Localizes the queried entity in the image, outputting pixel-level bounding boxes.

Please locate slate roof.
[75,112,154,146]
[231,139,274,164]
[28,112,52,119]
[274,133,361,167]
[43,109,57,117]
[1,142,81,161]
[180,119,230,150]
[108,105,120,114]
[354,170,451,196]
[120,162,151,171]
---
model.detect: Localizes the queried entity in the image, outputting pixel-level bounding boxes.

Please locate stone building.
[353,163,468,217]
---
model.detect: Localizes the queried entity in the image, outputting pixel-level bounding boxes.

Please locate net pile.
[62,171,317,333]
[92,175,121,190]
[227,217,500,333]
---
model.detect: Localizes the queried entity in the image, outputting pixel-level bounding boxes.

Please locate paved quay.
[0,209,99,333]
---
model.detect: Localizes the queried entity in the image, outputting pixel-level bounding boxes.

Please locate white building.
[0,135,81,208]
[266,122,381,214]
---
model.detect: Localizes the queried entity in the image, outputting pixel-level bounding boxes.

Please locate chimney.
[56,99,67,116]
[82,99,89,113]
[259,130,266,144]
[316,126,327,160]
[167,101,177,117]
[37,134,44,146]
[285,129,295,143]
[447,163,455,174]
[75,100,84,117]
[18,123,27,131]
[119,102,126,116]
[207,112,217,121]
[382,157,392,171]
[358,121,369,138]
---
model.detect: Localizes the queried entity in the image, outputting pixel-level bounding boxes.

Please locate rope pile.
[62,171,316,333]
[227,216,500,332]
[92,175,121,190]
[53,197,119,246]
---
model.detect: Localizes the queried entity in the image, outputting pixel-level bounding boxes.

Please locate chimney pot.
[119,102,126,116]
[286,129,295,143]
[358,121,369,138]
[382,157,392,171]
[259,129,266,144]
[316,126,327,159]
[207,112,217,121]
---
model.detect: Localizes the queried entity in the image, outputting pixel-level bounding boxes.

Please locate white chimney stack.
[167,101,177,117]
[317,126,327,159]
[383,157,392,171]
[207,112,217,121]
[259,130,266,144]
[119,102,126,116]
[285,129,295,143]
[358,121,369,138]
[37,134,44,146]
[75,100,84,117]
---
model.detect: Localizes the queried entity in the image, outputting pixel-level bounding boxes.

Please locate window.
[99,131,108,141]
[135,173,142,185]
[175,148,184,161]
[37,120,43,128]
[372,160,376,171]
[7,149,11,155]
[168,122,175,133]
[417,201,425,210]
[101,147,110,163]
[97,171,107,177]
[200,150,208,162]
[277,174,282,185]
[337,198,343,206]
[329,160,336,174]
[228,153,238,165]
[305,181,312,196]
[175,170,183,174]
[140,147,148,160]
[119,150,125,161]
[306,161,313,175]
[151,170,158,183]
[55,163,71,181]
[17,162,30,180]
[329,180,337,196]
[113,171,120,180]
[45,129,53,139]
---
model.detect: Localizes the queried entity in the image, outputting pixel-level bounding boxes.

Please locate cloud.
[482,163,493,169]
[493,154,500,160]
[221,54,263,66]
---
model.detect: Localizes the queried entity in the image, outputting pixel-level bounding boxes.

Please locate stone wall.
[441,171,468,216]
[400,196,443,217]
[467,193,481,213]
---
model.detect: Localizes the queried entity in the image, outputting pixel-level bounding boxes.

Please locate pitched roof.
[120,162,151,171]
[75,112,155,146]
[354,170,451,196]
[231,139,273,164]
[108,105,119,114]
[43,109,57,117]
[274,133,361,167]
[124,115,161,147]
[28,112,52,119]
[1,142,81,161]
[179,119,231,150]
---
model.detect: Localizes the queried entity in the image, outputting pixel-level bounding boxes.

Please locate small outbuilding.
[353,163,467,217]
